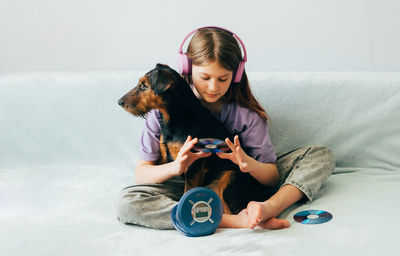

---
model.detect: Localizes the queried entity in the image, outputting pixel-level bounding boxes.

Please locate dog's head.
[118,64,180,118]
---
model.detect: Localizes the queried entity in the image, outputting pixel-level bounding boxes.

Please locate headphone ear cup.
[233,61,245,83]
[178,53,191,76]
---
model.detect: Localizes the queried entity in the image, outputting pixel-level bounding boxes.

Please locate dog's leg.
[184,161,209,193]
[159,137,184,164]
[159,135,169,164]
[207,170,235,214]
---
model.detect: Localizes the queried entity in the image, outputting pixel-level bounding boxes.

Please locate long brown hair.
[184,27,269,121]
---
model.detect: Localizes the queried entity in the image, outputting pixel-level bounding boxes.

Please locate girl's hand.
[216,135,251,173]
[172,135,212,176]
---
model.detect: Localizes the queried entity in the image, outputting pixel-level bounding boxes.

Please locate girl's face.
[191,61,233,103]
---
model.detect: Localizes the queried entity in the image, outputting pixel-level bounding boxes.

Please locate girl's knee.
[115,188,146,223]
[114,188,177,230]
[308,146,336,173]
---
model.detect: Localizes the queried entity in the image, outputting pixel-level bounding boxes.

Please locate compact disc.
[192,138,230,153]
[293,210,333,224]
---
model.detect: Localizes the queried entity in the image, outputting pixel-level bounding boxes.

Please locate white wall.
[0,0,399,72]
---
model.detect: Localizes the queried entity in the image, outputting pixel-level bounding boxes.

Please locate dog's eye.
[140,83,150,90]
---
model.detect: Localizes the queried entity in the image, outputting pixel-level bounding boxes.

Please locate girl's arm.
[134,136,211,184]
[241,157,279,186]
[217,135,280,187]
[134,160,180,184]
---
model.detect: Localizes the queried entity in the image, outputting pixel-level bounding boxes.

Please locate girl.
[116,26,335,230]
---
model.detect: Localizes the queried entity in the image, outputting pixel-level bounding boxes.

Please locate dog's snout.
[118,98,125,107]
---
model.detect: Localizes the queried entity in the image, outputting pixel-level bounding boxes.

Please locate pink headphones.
[177,26,248,83]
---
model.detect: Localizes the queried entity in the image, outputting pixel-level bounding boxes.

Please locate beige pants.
[115,146,335,230]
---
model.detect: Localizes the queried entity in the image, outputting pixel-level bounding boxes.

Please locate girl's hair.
[184,27,269,121]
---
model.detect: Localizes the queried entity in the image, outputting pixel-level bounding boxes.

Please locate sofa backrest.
[1,71,399,171]
[0,72,142,169]
[250,72,400,171]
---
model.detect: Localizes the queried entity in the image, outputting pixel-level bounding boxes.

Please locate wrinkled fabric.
[116,146,335,229]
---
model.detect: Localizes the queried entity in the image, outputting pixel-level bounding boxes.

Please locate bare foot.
[246,201,272,228]
[220,209,289,229]
[257,218,290,229]
[246,201,289,229]
[237,208,248,215]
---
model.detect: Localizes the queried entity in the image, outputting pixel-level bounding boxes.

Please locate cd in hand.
[192,138,230,153]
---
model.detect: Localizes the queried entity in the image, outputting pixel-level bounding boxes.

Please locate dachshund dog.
[118,64,273,214]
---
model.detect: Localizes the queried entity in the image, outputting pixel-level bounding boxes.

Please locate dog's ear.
[150,68,178,95]
[156,63,170,69]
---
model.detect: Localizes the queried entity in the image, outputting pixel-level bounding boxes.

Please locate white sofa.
[1,70,399,256]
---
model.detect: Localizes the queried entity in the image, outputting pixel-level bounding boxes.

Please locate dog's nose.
[118,98,125,106]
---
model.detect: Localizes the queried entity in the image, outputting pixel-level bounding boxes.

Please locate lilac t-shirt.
[139,103,277,163]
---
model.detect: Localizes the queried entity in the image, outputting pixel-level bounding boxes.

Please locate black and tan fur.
[118,64,273,214]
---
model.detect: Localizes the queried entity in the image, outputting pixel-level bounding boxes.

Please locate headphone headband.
[177,26,247,83]
[178,26,247,62]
